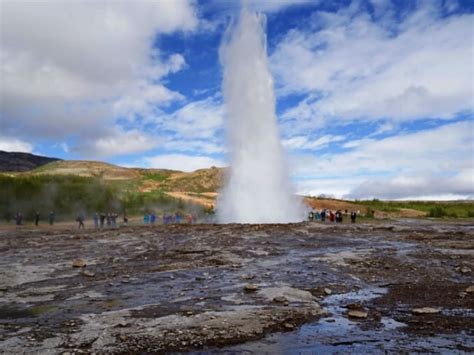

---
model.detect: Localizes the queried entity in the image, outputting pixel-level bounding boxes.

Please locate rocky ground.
[0,219,473,353]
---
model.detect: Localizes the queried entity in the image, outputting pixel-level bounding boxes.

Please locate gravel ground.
[0,219,473,353]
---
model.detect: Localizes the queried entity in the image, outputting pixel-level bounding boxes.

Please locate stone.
[240,274,255,280]
[115,322,130,328]
[273,296,288,303]
[347,310,368,318]
[244,284,258,292]
[466,285,474,293]
[460,267,472,274]
[412,307,440,315]
[72,258,87,268]
[81,270,95,277]
[324,288,332,295]
[283,323,295,330]
[344,303,363,310]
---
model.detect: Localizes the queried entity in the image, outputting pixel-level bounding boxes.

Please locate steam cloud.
[217,7,303,223]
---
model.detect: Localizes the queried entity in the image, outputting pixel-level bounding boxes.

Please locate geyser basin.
[218,7,303,223]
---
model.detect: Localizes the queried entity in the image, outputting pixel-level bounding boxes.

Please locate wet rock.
[244,284,258,292]
[460,267,472,274]
[347,310,368,319]
[412,307,440,315]
[324,288,332,295]
[81,270,95,277]
[283,322,295,330]
[343,303,363,310]
[273,296,288,303]
[240,274,255,280]
[114,322,130,328]
[72,258,87,268]
[466,285,474,293]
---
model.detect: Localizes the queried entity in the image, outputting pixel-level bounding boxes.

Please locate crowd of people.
[143,212,196,225]
[12,210,196,229]
[308,209,359,223]
[14,211,55,228]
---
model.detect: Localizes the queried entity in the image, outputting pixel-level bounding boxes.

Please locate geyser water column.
[217,7,303,223]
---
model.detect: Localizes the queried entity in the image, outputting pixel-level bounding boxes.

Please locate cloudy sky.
[1,0,473,199]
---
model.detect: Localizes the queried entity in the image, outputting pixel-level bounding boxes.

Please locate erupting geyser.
[217,7,303,223]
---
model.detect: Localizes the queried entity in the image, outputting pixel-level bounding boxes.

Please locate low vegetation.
[357,199,474,218]
[0,175,205,223]
[2,159,473,222]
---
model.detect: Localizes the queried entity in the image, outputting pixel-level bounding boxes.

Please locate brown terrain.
[0,219,472,353]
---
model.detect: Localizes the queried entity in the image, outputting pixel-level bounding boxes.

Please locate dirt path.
[0,220,472,353]
[165,191,216,207]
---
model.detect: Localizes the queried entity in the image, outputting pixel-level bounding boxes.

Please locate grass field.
[2,164,473,222]
[0,174,205,223]
[357,199,474,218]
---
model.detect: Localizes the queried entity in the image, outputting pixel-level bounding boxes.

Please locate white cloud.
[272,1,473,123]
[78,129,158,159]
[283,134,345,150]
[0,137,33,153]
[0,0,198,155]
[161,97,224,139]
[247,0,317,13]
[290,120,474,199]
[163,139,225,155]
[143,154,225,172]
[346,170,474,200]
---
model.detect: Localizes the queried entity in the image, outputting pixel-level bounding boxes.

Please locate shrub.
[428,206,447,218]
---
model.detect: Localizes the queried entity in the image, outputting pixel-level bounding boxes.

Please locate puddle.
[210,287,413,353]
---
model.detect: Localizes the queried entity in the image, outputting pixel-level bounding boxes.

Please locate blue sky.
[0,0,473,199]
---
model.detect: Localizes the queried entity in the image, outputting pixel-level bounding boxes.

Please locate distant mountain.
[28,159,225,191]
[0,150,61,172]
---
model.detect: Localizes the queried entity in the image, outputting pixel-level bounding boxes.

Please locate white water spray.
[217,7,303,223]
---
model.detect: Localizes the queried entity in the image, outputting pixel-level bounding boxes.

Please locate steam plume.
[217,7,303,223]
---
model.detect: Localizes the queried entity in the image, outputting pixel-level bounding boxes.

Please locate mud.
[0,219,473,353]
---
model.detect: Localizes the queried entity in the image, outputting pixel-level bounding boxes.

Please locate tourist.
[308,211,314,221]
[187,214,193,224]
[76,214,85,229]
[35,211,40,226]
[106,213,111,227]
[314,211,321,221]
[175,212,181,224]
[329,210,335,222]
[48,211,55,226]
[351,211,357,223]
[111,213,117,228]
[123,214,128,225]
[100,213,106,229]
[15,212,23,228]
[150,213,156,224]
[93,212,99,229]
[144,213,149,225]
[321,209,326,222]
